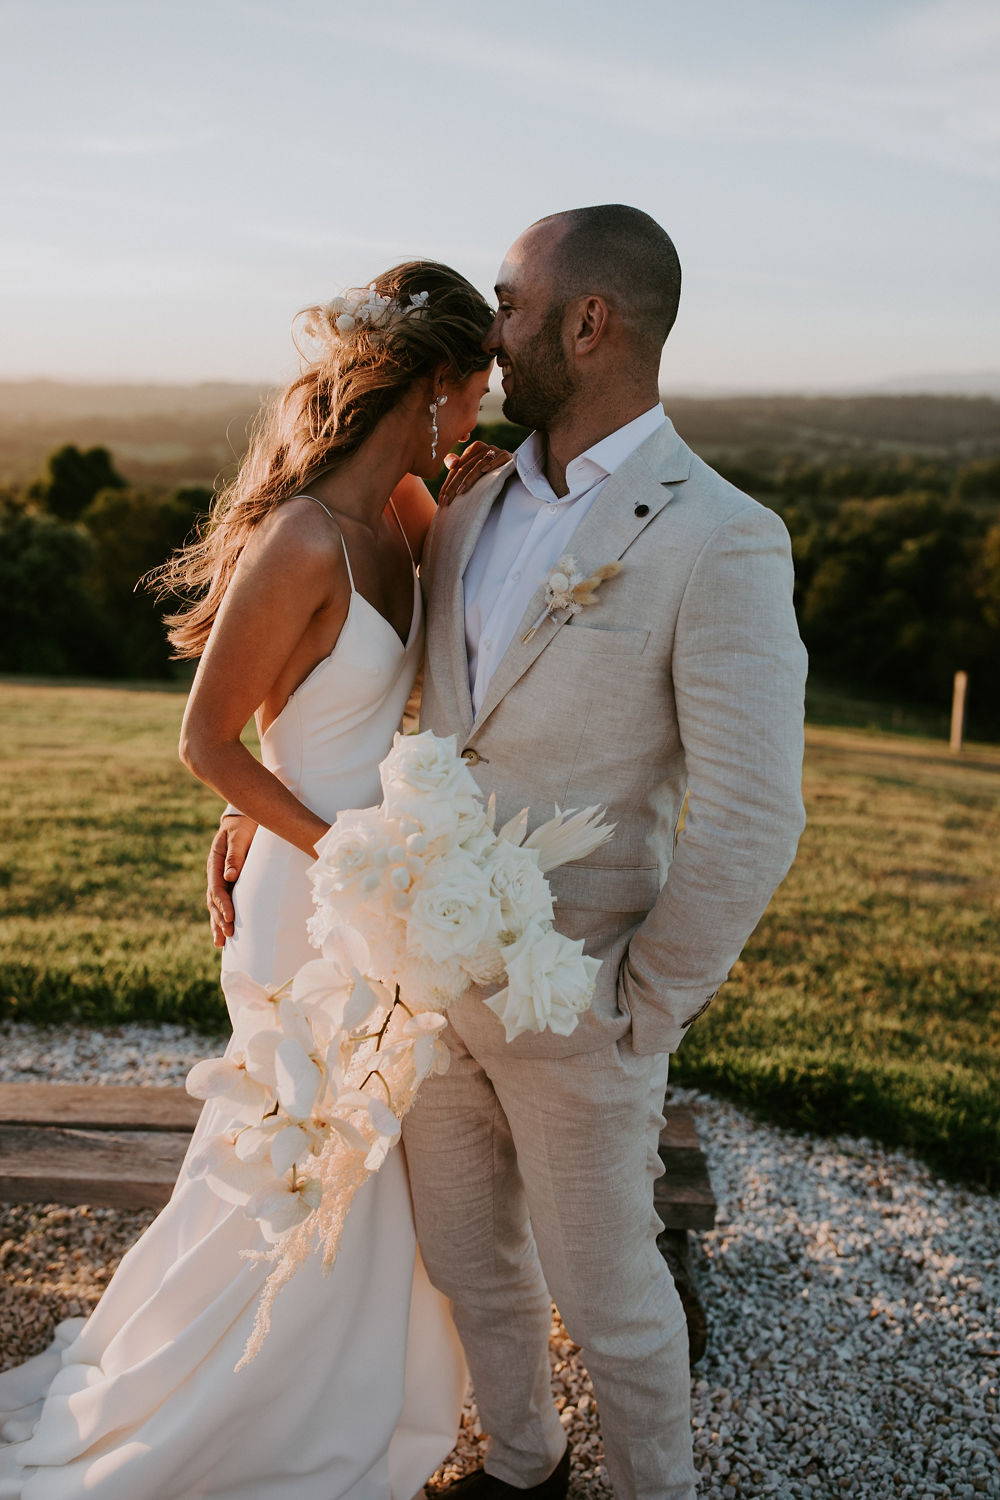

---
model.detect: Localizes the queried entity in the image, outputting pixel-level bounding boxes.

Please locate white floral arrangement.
[187,731,613,1365]
[304,285,430,341]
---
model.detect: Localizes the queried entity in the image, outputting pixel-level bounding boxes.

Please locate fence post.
[950,670,968,754]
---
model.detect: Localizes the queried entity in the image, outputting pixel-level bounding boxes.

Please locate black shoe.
[430,1445,570,1498]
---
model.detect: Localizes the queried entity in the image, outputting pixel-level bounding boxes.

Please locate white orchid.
[188,1129,276,1206]
[246,1173,324,1241]
[186,1024,280,1123]
[220,970,288,1022]
[378,1010,451,1079]
[362,1094,402,1172]
[289,957,383,1041]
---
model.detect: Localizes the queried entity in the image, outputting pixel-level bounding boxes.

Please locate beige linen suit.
[403,417,807,1497]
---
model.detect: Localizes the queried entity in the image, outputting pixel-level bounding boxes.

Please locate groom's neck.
[540,385,662,497]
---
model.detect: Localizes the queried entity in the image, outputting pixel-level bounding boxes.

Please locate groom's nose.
[482,312,503,356]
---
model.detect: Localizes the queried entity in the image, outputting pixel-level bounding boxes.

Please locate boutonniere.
[522,555,623,643]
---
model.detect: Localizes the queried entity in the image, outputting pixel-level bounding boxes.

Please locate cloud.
[276,2,1000,183]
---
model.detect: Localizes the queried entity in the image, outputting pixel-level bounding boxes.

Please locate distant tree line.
[693,448,1000,735]
[3,431,999,734]
[1,446,209,679]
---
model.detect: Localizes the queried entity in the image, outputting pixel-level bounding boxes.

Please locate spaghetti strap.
[291,493,355,591]
[388,497,416,567]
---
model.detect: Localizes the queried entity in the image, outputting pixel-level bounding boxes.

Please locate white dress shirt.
[463,404,666,714]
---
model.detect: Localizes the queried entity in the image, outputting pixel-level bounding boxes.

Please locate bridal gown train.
[0,500,467,1498]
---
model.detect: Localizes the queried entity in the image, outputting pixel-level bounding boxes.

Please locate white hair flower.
[316,285,430,343]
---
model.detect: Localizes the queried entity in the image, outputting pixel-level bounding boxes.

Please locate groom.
[210,205,807,1498]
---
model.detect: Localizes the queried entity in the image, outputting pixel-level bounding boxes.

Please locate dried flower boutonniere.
[522,555,623,643]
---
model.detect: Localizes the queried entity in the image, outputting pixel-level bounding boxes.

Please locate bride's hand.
[437,441,511,508]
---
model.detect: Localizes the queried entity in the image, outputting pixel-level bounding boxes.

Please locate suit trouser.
[402,1025,697,1500]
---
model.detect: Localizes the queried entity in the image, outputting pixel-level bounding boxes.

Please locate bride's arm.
[179,509,344,857]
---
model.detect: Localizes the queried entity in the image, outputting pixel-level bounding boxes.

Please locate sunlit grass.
[672,728,1000,1188]
[1,684,997,1186]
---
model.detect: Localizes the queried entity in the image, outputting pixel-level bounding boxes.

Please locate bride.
[0,261,508,1498]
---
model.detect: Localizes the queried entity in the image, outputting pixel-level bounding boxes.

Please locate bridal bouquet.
[187,732,613,1365]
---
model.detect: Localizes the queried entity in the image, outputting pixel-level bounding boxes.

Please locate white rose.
[386,789,482,848]
[380,731,480,806]
[312,810,387,898]
[485,922,601,1042]
[407,853,500,964]
[482,840,553,934]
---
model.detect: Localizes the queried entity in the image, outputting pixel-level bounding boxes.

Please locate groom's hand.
[437,441,510,508]
[206,814,257,948]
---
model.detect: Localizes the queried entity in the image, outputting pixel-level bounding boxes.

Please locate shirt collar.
[514,404,667,506]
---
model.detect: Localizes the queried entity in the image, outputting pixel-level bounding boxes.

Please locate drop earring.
[429,394,447,460]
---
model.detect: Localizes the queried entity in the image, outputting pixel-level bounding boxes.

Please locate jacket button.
[635,503,650,517]
[461,748,481,766]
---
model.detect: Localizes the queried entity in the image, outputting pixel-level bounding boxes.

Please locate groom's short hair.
[536,204,681,354]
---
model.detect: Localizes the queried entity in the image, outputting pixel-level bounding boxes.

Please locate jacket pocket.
[549,863,661,913]
[550,625,651,657]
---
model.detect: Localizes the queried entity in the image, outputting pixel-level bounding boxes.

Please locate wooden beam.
[0,1124,190,1211]
[0,1089,717,1232]
[656,1106,717,1231]
[0,1082,202,1133]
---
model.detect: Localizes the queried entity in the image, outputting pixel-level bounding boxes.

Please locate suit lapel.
[468,419,692,736]
[434,461,515,736]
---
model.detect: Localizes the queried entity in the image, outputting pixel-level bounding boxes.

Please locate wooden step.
[0,1123,192,1210]
[0,1083,201,1210]
[0,1081,202,1132]
[0,1082,716,1363]
[655,1102,717,1231]
[0,1085,717,1231]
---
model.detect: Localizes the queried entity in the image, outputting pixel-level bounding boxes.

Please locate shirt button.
[511,571,521,583]
[461,748,481,766]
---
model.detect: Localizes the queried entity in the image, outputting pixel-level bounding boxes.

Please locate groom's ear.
[571,295,611,356]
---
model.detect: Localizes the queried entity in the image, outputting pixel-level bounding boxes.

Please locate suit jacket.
[420,416,807,1058]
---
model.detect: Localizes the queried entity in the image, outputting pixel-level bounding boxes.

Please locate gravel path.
[2,1021,997,1499]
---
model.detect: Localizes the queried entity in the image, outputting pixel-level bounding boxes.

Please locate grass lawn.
[1,681,998,1189]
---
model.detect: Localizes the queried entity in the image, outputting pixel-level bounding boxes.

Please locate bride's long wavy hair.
[152,261,494,659]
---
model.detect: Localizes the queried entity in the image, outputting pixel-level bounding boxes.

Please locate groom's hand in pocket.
[207,814,257,947]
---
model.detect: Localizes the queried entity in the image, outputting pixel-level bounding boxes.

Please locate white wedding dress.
[0,499,467,1498]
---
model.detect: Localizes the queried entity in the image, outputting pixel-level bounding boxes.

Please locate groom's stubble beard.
[500,301,577,432]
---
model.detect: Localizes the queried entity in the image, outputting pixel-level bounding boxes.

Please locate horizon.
[3,0,998,391]
[2,372,1000,402]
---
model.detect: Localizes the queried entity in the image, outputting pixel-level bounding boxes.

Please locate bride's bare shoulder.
[234,498,348,604]
[246,496,344,562]
[388,473,436,558]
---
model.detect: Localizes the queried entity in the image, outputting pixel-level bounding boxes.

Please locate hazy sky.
[2,0,998,390]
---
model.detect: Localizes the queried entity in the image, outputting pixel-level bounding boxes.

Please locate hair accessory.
[310,287,430,341]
